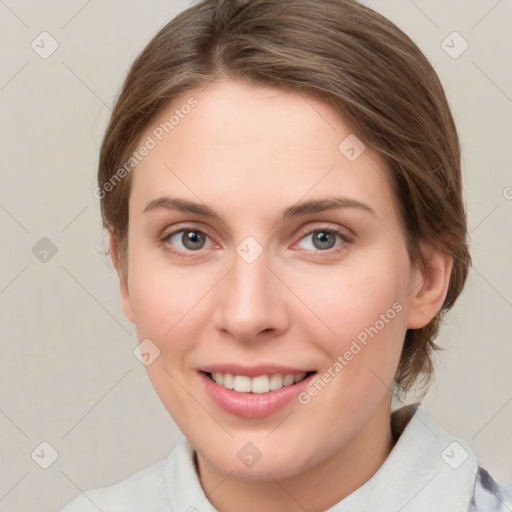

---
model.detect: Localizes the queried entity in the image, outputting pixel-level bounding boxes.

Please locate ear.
[108,230,134,324]
[406,245,453,329]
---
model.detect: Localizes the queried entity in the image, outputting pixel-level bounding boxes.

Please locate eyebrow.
[143,196,376,221]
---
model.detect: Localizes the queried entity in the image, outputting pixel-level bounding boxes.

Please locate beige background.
[0,1,511,510]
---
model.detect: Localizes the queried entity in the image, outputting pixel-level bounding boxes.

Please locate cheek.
[302,249,410,390]
[310,265,407,344]
[127,253,216,347]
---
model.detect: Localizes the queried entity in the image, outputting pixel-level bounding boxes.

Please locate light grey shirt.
[59,403,512,511]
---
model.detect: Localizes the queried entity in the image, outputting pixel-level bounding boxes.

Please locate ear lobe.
[406,246,453,329]
[108,230,134,324]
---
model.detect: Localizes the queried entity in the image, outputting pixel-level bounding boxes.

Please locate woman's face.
[115,79,433,481]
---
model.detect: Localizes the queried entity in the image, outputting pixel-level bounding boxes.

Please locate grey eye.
[298,230,344,251]
[169,230,211,251]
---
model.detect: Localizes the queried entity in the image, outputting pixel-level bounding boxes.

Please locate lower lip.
[199,371,316,419]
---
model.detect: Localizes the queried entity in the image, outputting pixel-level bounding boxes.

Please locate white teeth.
[251,375,270,394]
[223,373,234,389]
[233,375,252,392]
[283,374,295,386]
[269,374,283,391]
[210,372,310,393]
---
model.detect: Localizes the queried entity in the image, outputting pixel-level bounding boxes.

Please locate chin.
[196,434,322,482]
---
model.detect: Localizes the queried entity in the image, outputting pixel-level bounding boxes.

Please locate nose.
[212,246,290,344]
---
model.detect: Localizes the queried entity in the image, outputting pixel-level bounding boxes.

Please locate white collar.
[164,404,478,511]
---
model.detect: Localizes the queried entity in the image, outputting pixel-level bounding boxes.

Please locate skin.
[109,78,452,512]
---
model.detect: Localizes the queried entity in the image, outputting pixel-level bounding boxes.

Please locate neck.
[195,398,395,512]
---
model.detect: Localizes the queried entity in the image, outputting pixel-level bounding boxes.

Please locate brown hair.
[98,0,471,400]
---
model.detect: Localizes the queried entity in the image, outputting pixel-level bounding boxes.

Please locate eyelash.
[159,224,354,259]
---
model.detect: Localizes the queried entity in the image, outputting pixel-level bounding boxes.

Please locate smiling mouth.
[202,371,317,394]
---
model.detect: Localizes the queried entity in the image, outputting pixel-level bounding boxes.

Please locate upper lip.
[199,364,316,378]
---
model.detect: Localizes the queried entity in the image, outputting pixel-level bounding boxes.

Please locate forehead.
[145,80,359,159]
[130,79,396,223]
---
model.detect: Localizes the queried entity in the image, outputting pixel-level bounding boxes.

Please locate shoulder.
[468,465,512,512]
[390,404,512,512]
[58,458,171,512]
